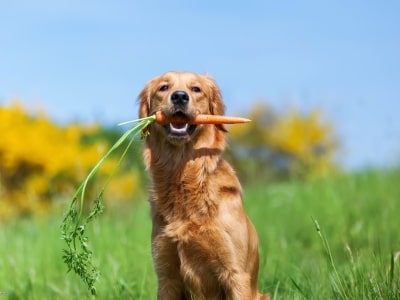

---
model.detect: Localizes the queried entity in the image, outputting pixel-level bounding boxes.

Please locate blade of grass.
[271,280,280,300]
[312,217,350,300]
[389,251,394,286]
[290,278,308,299]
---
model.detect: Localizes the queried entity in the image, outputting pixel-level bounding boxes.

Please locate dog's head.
[139,71,226,146]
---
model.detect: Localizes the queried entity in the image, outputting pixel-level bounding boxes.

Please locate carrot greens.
[60,115,155,295]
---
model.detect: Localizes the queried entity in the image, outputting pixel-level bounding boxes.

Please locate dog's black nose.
[171,91,189,106]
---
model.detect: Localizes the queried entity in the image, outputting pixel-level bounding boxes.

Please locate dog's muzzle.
[162,91,197,139]
[162,111,197,139]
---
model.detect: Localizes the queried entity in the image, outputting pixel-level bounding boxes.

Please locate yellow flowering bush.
[228,103,338,180]
[0,102,140,219]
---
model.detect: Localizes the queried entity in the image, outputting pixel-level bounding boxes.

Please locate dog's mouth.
[163,112,197,138]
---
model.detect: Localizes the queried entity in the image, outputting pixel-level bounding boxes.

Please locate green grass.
[248,168,400,299]
[1,169,399,299]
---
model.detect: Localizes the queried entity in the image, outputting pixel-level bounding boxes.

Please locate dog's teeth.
[170,123,188,132]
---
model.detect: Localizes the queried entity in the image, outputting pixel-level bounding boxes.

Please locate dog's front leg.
[152,230,190,300]
[156,277,190,300]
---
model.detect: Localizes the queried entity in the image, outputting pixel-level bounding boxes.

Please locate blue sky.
[1,1,399,169]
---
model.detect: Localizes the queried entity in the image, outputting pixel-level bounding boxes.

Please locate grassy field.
[1,169,399,299]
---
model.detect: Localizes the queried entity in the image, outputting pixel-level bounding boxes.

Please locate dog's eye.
[159,84,169,91]
[191,86,201,93]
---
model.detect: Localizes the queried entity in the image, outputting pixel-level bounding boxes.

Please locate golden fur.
[139,71,268,300]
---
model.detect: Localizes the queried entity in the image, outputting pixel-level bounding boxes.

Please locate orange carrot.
[155,111,251,125]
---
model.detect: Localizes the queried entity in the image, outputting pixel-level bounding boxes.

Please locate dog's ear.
[206,76,227,132]
[138,84,150,118]
[138,82,153,138]
[208,79,225,116]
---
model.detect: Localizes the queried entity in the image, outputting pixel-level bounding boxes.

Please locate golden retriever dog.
[139,71,268,300]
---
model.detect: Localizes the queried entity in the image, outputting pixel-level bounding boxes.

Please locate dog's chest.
[152,177,217,223]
